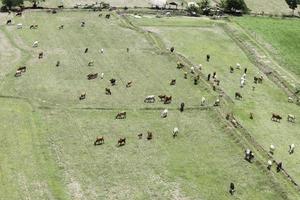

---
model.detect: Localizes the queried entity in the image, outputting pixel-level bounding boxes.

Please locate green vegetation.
[234,16,300,78]
[0,11,299,199]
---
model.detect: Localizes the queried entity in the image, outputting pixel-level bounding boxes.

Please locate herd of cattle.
[7,10,298,194]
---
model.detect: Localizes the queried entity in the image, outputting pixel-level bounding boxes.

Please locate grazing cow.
[105,14,111,19]
[138,133,143,139]
[118,138,126,146]
[235,92,242,100]
[88,61,94,66]
[164,96,172,104]
[58,5,64,9]
[214,98,220,106]
[229,182,235,195]
[245,149,254,162]
[115,111,126,119]
[240,78,245,88]
[236,63,241,69]
[126,81,132,88]
[212,72,216,79]
[100,72,104,79]
[58,25,64,30]
[177,62,184,69]
[267,160,273,170]
[170,79,176,86]
[170,47,175,52]
[190,66,195,74]
[289,144,295,154]
[250,112,254,120]
[100,48,104,54]
[269,145,275,155]
[144,95,155,103]
[81,21,85,27]
[17,23,23,29]
[15,70,22,77]
[84,48,88,53]
[207,73,211,81]
[214,79,220,86]
[94,137,104,145]
[105,88,111,95]
[271,113,282,122]
[56,61,60,67]
[17,66,26,72]
[110,78,116,86]
[147,131,153,140]
[194,77,198,85]
[244,68,248,74]
[180,102,185,112]
[30,24,38,29]
[79,92,86,100]
[230,66,234,73]
[6,20,12,25]
[161,109,168,118]
[277,162,283,172]
[173,127,179,138]
[87,73,98,80]
[184,72,188,79]
[254,76,263,84]
[32,41,39,48]
[38,52,43,59]
[288,97,293,103]
[158,95,166,102]
[201,97,206,106]
[206,54,210,62]
[287,114,295,123]
[16,12,22,16]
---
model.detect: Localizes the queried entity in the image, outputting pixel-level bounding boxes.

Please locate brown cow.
[38,52,43,59]
[116,111,126,119]
[147,131,153,140]
[158,95,166,102]
[271,113,282,122]
[170,79,176,86]
[105,88,111,95]
[164,96,172,104]
[94,137,104,145]
[118,138,126,146]
[235,92,242,100]
[87,73,98,80]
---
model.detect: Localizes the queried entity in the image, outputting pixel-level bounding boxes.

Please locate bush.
[219,0,248,15]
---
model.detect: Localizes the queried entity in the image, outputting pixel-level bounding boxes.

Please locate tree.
[26,0,45,8]
[2,0,23,9]
[199,0,211,15]
[220,0,248,14]
[285,0,298,15]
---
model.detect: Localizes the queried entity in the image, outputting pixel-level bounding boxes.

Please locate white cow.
[269,144,275,154]
[100,72,104,79]
[17,23,22,29]
[236,63,241,69]
[100,48,104,54]
[240,77,246,88]
[289,144,295,154]
[190,66,195,74]
[201,96,206,106]
[161,109,168,118]
[288,97,293,103]
[287,114,296,123]
[144,95,155,103]
[173,127,179,138]
[32,41,39,48]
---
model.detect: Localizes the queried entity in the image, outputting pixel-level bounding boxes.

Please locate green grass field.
[130,14,300,185]
[234,16,300,79]
[0,11,300,200]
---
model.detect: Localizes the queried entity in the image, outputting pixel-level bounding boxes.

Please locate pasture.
[234,16,300,79]
[0,10,300,200]
[130,15,300,185]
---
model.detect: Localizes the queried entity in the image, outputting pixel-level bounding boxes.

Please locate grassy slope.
[234,16,300,79]
[0,11,298,199]
[131,16,300,187]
